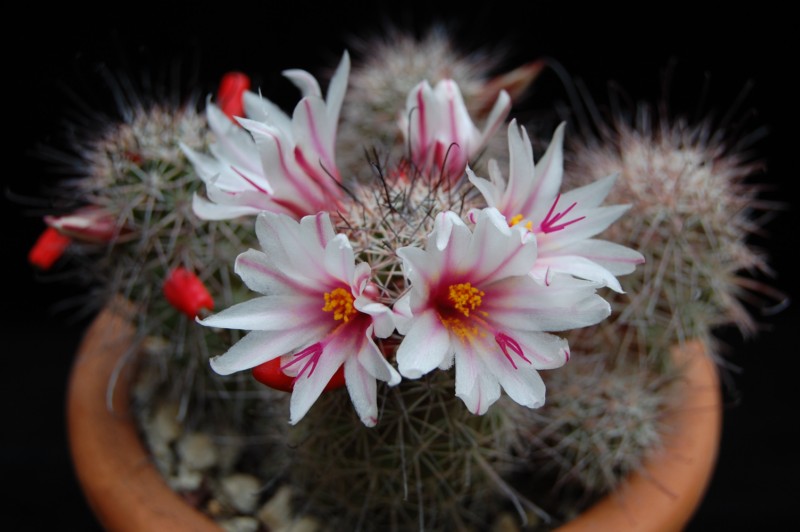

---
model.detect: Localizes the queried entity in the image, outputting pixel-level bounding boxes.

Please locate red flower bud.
[28,226,71,270]
[45,206,121,243]
[252,358,346,393]
[217,72,250,121]
[163,267,215,318]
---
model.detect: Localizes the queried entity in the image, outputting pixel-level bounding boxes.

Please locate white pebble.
[170,463,203,491]
[151,402,181,443]
[221,473,262,514]
[257,486,292,529]
[176,432,218,471]
[219,516,260,532]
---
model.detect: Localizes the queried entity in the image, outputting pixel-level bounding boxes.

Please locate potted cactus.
[20,14,782,531]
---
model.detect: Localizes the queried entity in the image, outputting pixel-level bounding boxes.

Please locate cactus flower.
[468,121,644,291]
[399,79,510,183]
[184,52,350,220]
[199,211,400,426]
[394,208,610,414]
[44,206,120,243]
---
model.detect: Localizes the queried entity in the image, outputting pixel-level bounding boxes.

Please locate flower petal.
[289,341,348,425]
[345,327,400,427]
[396,310,452,379]
[466,165,501,209]
[283,68,323,98]
[392,293,413,334]
[356,326,401,385]
[554,239,646,275]
[192,193,261,220]
[323,234,356,286]
[484,275,611,331]
[490,360,546,409]
[499,330,570,370]
[537,204,630,250]
[455,345,501,415]
[198,295,321,331]
[234,249,299,296]
[477,89,511,148]
[344,355,379,427]
[210,328,323,375]
[559,173,618,210]
[242,91,292,132]
[324,51,350,124]
[503,121,565,221]
[532,255,624,293]
[292,96,341,188]
[253,212,335,290]
[467,208,537,284]
[355,296,395,339]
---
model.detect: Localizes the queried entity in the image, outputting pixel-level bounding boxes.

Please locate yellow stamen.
[322,287,356,323]
[509,213,534,232]
[448,282,484,317]
[440,316,479,341]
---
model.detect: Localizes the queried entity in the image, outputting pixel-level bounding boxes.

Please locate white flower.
[467,121,644,292]
[199,211,400,426]
[399,79,510,183]
[393,208,610,414]
[184,53,350,220]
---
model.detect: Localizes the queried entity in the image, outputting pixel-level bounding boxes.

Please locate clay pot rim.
[67,306,721,531]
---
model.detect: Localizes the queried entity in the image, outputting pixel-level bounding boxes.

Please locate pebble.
[257,486,293,529]
[150,402,182,443]
[177,432,218,471]
[220,473,262,514]
[219,516,260,532]
[491,512,520,532]
[144,436,173,477]
[170,463,203,491]
[282,516,321,532]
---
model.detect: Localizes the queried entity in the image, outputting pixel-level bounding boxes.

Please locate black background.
[6,2,798,528]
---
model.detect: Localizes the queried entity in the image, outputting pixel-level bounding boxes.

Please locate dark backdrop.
[6,2,797,528]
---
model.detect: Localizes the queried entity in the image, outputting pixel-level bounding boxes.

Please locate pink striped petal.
[396,309,452,379]
[210,327,323,375]
[454,344,501,415]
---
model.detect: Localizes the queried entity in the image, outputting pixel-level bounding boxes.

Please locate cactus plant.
[28,29,775,532]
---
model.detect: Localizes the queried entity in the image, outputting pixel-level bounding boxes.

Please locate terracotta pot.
[67,305,219,531]
[557,338,721,532]
[68,306,721,531]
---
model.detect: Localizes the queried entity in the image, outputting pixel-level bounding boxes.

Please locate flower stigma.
[323,287,357,323]
[282,343,325,379]
[540,194,585,234]
[495,332,531,369]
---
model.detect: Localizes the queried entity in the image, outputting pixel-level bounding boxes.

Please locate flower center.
[440,316,480,341]
[322,287,356,323]
[508,213,534,232]
[448,282,484,317]
[439,282,489,343]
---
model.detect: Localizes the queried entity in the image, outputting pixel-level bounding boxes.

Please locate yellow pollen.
[509,214,534,232]
[440,316,480,341]
[448,282,484,317]
[322,287,356,323]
